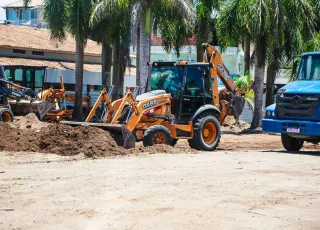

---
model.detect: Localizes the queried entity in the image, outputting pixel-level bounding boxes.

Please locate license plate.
[287,128,300,133]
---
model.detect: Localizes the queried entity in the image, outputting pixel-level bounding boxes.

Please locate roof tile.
[0,25,101,55]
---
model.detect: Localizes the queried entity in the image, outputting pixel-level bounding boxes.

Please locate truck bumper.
[262,118,320,137]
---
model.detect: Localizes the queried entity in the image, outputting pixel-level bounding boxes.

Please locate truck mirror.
[292,59,298,75]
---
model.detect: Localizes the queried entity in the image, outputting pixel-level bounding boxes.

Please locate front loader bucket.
[61,121,136,149]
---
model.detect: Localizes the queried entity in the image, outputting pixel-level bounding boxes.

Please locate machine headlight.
[267,111,271,116]
[271,112,275,117]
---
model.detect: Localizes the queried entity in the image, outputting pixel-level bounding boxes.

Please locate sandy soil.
[1,115,320,229]
[1,148,320,230]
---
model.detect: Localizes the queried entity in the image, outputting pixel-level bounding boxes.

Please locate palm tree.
[153,2,194,57]
[25,0,97,120]
[217,0,252,74]
[264,0,315,107]
[217,0,316,129]
[91,0,195,95]
[90,0,131,97]
[217,0,269,129]
[134,0,195,92]
[194,0,220,61]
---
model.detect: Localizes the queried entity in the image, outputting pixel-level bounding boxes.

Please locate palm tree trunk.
[112,41,120,99]
[136,25,140,87]
[118,42,129,97]
[72,39,84,120]
[266,62,276,107]
[102,42,113,89]
[244,38,251,74]
[251,40,265,129]
[138,7,152,93]
[197,21,209,62]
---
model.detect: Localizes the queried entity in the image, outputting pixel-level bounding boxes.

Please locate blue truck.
[262,52,320,151]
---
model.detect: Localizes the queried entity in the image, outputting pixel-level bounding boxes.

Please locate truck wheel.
[191,112,221,151]
[143,125,173,147]
[0,108,14,123]
[281,134,304,151]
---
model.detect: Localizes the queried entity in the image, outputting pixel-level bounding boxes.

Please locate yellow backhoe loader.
[38,76,91,122]
[63,44,246,150]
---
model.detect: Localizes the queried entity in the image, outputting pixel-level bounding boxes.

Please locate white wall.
[45,68,101,87]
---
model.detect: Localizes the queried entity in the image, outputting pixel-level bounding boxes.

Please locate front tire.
[281,134,304,151]
[143,125,173,147]
[190,112,221,151]
[0,108,14,123]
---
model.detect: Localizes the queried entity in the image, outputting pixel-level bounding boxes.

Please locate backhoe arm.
[202,43,239,106]
[203,43,246,124]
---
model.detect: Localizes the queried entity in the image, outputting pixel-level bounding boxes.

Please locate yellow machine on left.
[37,76,91,122]
[0,64,91,123]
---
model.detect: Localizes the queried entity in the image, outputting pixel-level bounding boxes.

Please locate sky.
[0,0,17,20]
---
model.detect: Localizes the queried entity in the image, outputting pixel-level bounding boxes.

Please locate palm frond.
[43,0,69,41]
[153,0,195,56]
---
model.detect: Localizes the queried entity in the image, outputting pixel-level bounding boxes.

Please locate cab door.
[180,65,213,120]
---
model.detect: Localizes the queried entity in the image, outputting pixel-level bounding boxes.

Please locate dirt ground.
[1,115,320,229]
[1,148,320,230]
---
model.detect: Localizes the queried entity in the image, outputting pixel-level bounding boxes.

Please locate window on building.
[63,84,75,91]
[93,85,103,92]
[4,70,11,80]
[19,9,31,20]
[31,9,38,19]
[35,70,44,88]
[7,9,17,21]
[14,69,23,82]
[13,49,26,54]
[32,51,44,56]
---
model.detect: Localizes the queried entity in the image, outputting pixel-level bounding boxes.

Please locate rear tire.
[143,125,173,147]
[281,134,304,151]
[0,108,14,123]
[191,112,221,151]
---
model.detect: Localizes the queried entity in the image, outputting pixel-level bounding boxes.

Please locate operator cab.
[150,61,213,122]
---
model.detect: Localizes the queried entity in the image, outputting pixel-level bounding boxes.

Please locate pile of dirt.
[38,124,126,157]
[9,113,48,130]
[222,117,250,133]
[0,124,126,157]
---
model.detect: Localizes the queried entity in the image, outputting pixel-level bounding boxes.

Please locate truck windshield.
[297,55,320,80]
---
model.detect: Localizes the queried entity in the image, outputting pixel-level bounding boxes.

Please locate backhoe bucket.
[60,121,136,149]
[231,96,246,121]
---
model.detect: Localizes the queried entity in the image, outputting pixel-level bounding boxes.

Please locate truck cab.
[262,52,320,151]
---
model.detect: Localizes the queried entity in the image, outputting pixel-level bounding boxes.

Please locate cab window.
[150,66,183,98]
